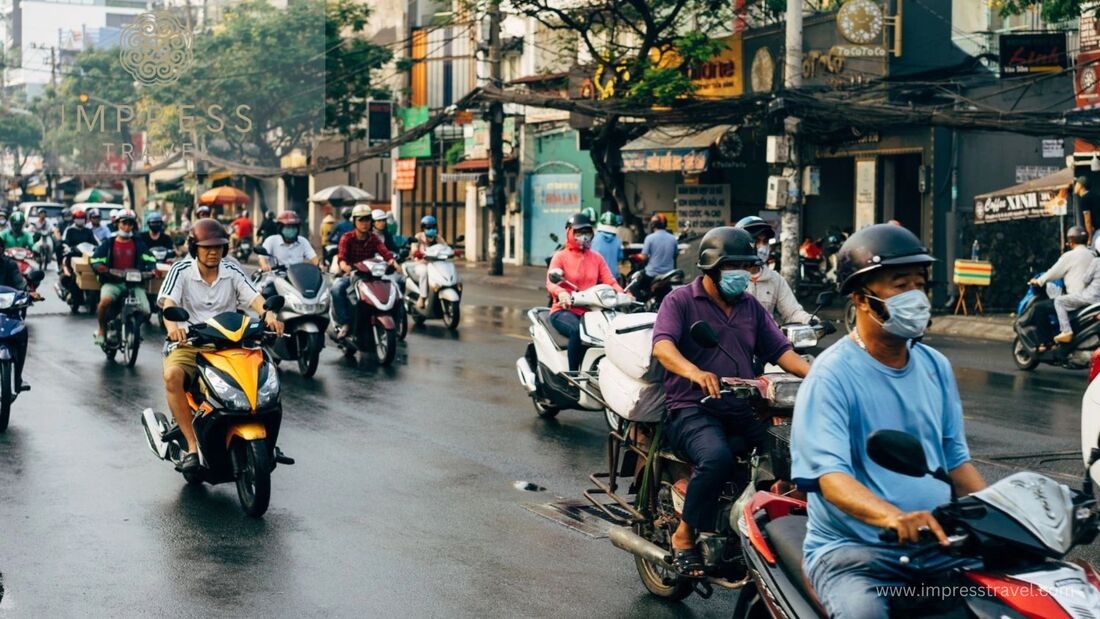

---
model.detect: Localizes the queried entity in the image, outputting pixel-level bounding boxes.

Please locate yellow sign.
[690,36,743,98]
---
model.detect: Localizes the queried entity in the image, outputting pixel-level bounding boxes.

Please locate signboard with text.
[676,184,730,232]
[528,174,582,264]
[397,106,432,159]
[999,33,1067,76]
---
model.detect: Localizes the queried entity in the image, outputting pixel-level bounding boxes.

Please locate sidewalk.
[456,261,547,291]
[927,313,1015,343]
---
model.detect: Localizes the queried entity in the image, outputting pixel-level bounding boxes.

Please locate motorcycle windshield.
[286,263,323,298]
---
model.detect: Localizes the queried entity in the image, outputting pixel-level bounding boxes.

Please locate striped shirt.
[157,258,260,324]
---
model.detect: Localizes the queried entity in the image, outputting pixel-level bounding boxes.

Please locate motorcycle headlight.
[200,366,250,410]
[256,363,280,408]
[0,293,16,309]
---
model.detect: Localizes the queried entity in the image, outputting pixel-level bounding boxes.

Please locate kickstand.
[274,446,295,465]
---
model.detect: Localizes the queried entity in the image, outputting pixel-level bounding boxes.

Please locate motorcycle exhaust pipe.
[141,407,170,460]
[609,526,672,566]
[515,358,537,393]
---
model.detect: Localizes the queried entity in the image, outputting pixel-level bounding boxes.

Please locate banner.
[397,107,432,159]
[394,158,417,191]
[675,184,729,232]
[527,174,582,264]
[974,188,1066,224]
[999,33,1067,77]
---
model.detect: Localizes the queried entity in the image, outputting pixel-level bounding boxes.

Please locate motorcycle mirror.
[263,295,285,312]
[867,430,931,478]
[689,321,720,349]
[549,233,560,243]
[162,306,190,323]
[455,234,466,244]
[816,291,835,308]
[252,245,268,257]
[26,269,44,285]
[548,269,565,284]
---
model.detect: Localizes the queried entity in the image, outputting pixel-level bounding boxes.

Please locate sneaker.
[1054,331,1074,344]
[93,332,105,346]
[176,452,200,473]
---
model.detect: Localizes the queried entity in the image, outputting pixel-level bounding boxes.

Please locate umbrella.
[74,188,117,203]
[199,186,251,206]
[309,185,374,205]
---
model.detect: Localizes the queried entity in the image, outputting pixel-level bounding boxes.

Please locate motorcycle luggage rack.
[559,370,610,410]
[583,420,682,525]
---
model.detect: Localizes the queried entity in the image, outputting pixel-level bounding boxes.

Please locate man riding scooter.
[546,213,626,372]
[1028,225,1094,350]
[2,212,33,250]
[141,212,176,254]
[735,216,817,325]
[257,211,319,296]
[635,213,679,296]
[406,215,448,309]
[651,226,809,578]
[791,224,986,618]
[89,210,156,346]
[330,204,403,340]
[57,208,97,307]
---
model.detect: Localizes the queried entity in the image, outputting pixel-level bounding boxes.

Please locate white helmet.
[351,204,371,219]
[371,209,387,222]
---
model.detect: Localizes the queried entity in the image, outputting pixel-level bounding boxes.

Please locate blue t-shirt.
[592,230,623,274]
[791,337,970,574]
[642,229,678,277]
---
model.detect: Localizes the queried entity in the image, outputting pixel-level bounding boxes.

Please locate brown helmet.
[188,218,230,258]
[276,211,301,226]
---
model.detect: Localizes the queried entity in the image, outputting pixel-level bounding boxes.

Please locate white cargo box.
[605,312,665,382]
[599,359,665,423]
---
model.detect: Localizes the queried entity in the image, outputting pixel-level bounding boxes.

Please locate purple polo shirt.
[652,277,791,414]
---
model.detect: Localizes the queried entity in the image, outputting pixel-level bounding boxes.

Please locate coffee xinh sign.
[999,33,1067,77]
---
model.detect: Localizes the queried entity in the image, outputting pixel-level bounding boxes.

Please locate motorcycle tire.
[731,583,768,619]
[234,439,271,518]
[532,395,559,418]
[441,300,460,331]
[397,303,409,340]
[374,324,397,366]
[1012,336,1039,371]
[0,361,12,432]
[604,408,625,433]
[632,521,694,601]
[297,332,322,377]
[123,315,141,367]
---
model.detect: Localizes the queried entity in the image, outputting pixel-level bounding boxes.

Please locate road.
[0,268,1092,617]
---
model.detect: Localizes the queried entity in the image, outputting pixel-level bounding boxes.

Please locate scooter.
[100,268,153,367]
[251,247,330,377]
[140,298,294,518]
[403,243,462,331]
[30,230,52,272]
[1013,277,1100,371]
[328,256,401,366]
[6,246,37,277]
[585,320,804,602]
[624,266,686,312]
[0,271,44,433]
[515,268,637,429]
[735,430,1100,618]
[234,237,253,262]
[54,242,97,314]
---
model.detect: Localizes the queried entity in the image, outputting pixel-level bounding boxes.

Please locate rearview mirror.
[549,233,560,243]
[548,268,565,284]
[162,306,190,323]
[689,321,719,349]
[263,295,285,312]
[26,269,44,285]
[455,234,466,244]
[867,430,930,478]
[816,291,836,308]
[252,245,268,257]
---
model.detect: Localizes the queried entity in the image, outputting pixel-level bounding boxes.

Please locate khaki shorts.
[163,344,203,381]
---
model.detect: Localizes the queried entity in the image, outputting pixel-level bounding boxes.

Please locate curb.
[926,315,1015,343]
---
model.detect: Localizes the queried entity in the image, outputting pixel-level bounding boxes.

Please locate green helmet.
[9,211,25,229]
[599,211,621,226]
[580,207,597,222]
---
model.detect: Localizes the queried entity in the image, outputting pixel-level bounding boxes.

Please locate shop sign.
[676,184,729,231]
[622,150,709,173]
[394,158,417,191]
[974,189,1066,224]
[999,33,1067,77]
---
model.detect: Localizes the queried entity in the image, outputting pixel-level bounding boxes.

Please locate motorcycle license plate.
[125,271,143,283]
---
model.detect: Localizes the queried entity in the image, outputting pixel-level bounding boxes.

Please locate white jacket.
[747,267,813,324]
[1039,245,1095,295]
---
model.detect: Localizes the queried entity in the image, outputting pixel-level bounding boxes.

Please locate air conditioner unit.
[766,136,789,164]
[766,176,789,209]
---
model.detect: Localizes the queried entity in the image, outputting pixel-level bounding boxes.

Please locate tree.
[0,112,42,199]
[996,0,1086,22]
[325,0,393,141]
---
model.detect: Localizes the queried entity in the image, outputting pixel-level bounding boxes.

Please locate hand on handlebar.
[1028,278,1041,287]
[883,511,948,546]
[557,291,572,308]
[29,291,42,302]
[167,325,188,343]
[690,369,722,398]
[264,312,284,338]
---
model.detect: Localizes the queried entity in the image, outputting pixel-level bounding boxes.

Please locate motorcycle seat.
[1070,302,1100,331]
[653,269,684,285]
[763,515,827,617]
[536,309,571,349]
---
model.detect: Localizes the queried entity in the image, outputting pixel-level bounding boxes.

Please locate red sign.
[394,158,417,191]
[1075,50,1100,155]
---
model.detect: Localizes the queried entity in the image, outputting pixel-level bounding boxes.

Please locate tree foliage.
[995,0,1086,22]
[326,0,393,140]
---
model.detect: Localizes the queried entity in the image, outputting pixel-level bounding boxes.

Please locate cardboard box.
[71,256,101,291]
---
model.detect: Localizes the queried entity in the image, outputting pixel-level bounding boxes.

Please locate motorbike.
[328,256,402,366]
[585,320,804,601]
[1013,277,1100,371]
[100,269,153,367]
[735,430,1100,618]
[624,258,685,312]
[54,242,98,314]
[6,246,37,277]
[141,299,293,518]
[234,237,253,262]
[515,268,638,430]
[146,245,177,327]
[403,243,462,331]
[30,230,52,271]
[0,271,44,433]
[251,247,330,377]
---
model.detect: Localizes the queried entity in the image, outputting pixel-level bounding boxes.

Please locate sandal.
[671,546,706,579]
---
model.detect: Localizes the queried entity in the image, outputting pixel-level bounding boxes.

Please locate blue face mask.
[425,227,437,238]
[866,289,931,339]
[717,269,751,300]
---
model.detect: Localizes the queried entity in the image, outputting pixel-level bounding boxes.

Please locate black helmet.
[697,227,758,270]
[836,224,935,294]
[735,215,775,240]
[341,207,353,220]
[566,212,593,231]
[1068,226,1089,244]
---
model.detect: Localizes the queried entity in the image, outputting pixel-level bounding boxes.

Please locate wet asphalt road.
[0,269,1094,617]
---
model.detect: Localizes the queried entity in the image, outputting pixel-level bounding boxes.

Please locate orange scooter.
[141,297,294,517]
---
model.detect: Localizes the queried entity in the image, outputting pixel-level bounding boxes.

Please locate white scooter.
[516,268,636,429]
[403,243,462,331]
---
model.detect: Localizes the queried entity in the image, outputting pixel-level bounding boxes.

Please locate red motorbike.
[735,430,1100,618]
[329,256,401,365]
[6,247,36,277]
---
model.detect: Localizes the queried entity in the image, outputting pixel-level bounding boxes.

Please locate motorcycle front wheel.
[374,324,397,366]
[234,439,271,518]
[297,331,322,377]
[441,300,460,330]
[0,360,13,432]
[122,315,141,367]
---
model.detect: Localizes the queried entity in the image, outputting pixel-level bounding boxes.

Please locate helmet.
[109,210,120,222]
[87,208,101,220]
[116,209,137,225]
[1068,226,1089,244]
[371,209,387,222]
[9,211,24,229]
[341,207,353,220]
[835,224,935,294]
[599,212,621,226]
[735,215,775,240]
[696,227,758,270]
[195,205,212,217]
[35,208,47,217]
[61,207,72,221]
[580,207,597,222]
[650,213,668,230]
[264,211,275,221]
[147,212,164,231]
[566,212,594,231]
[71,208,86,220]
[276,211,301,226]
[351,204,371,219]
[420,215,437,229]
[187,218,230,258]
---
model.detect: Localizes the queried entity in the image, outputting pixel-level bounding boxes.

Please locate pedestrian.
[1078,176,1100,245]
[592,212,624,278]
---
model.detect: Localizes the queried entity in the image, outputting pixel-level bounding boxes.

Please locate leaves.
[995,0,1086,22]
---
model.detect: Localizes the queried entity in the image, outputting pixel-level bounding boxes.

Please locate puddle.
[513,481,546,492]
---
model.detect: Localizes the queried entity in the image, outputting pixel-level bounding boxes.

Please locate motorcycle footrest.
[274,447,295,465]
[17,384,29,392]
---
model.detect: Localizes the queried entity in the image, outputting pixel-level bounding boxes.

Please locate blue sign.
[526,173,582,265]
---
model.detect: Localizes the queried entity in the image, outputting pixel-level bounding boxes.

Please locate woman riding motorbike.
[406,215,448,309]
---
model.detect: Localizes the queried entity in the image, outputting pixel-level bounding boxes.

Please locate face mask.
[72,218,84,226]
[117,230,133,239]
[575,232,593,249]
[281,227,299,241]
[866,289,931,339]
[717,269,751,300]
[757,244,770,262]
[425,227,437,238]
[149,223,163,233]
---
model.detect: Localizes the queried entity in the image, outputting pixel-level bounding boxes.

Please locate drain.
[514,481,546,492]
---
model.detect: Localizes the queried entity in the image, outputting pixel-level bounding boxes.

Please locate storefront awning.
[973,167,1073,224]
[620,125,736,173]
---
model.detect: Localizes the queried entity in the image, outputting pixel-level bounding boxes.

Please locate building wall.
[523,126,598,265]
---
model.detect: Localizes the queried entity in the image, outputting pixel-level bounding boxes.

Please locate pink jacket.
[547,247,623,315]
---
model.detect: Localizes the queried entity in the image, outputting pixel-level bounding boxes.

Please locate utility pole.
[780,0,803,288]
[487,0,505,276]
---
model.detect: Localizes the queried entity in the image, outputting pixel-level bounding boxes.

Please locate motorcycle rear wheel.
[374,324,397,366]
[1012,336,1039,371]
[633,522,694,601]
[0,361,13,432]
[235,439,271,518]
[441,300,460,330]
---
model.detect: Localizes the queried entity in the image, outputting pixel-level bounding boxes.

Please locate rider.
[330,204,403,340]
[406,215,449,309]
[231,209,253,250]
[0,210,10,235]
[89,210,156,345]
[327,207,354,244]
[87,208,111,243]
[791,224,986,618]
[0,235,41,390]
[141,212,176,253]
[545,213,626,372]
[59,208,98,304]
[31,208,57,265]
[320,210,336,244]
[371,209,400,253]
[651,227,810,578]
[1,212,34,250]
[257,210,278,244]
[1028,225,1095,348]
[636,213,678,296]
[735,216,815,324]
[592,212,624,277]
[258,211,319,296]
[158,219,283,473]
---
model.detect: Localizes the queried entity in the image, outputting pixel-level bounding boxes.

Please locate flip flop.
[671,546,706,579]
